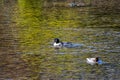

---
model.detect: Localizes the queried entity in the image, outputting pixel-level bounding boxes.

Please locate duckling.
[86,57,103,65]
[53,38,63,49]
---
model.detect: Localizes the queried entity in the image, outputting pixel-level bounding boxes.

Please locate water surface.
[0,0,120,80]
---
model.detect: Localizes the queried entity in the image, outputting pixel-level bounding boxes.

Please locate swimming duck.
[86,57,103,65]
[53,38,84,49]
[53,38,63,49]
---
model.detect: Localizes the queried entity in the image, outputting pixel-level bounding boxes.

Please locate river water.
[0,0,120,80]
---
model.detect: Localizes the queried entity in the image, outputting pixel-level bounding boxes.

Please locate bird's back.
[86,58,96,65]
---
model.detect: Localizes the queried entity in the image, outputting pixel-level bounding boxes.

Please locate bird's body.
[53,38,84,49]
[86,58,97,65]
[53,42,63,49]
[53,38,63,49]
[86,57,102,65]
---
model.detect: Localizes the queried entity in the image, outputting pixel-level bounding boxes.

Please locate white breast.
[53,43,62,48]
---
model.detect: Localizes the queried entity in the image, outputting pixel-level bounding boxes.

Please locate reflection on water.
[0,0,120,80]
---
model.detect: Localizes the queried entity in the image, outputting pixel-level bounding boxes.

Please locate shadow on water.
[0,0,120,80]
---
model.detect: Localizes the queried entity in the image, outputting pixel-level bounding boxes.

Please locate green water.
[0,0,120,80]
